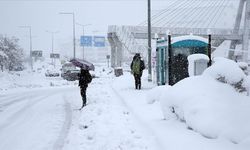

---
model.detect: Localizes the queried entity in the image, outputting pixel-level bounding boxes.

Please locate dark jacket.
[78,69,92,87]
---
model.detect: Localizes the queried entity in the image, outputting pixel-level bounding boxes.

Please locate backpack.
[86,72,92,84]
[132,58,141,74]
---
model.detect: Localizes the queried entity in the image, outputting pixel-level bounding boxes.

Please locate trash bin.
[114,67,123,77]
[188,54,209,76]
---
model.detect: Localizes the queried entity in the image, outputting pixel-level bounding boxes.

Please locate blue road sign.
[80,36,92,47]
[93,36,105,47]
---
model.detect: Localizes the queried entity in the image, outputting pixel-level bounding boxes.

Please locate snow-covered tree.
[0,35,24,71]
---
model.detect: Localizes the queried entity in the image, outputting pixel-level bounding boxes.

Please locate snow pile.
[146,85,170,104]
[0,70,75,92]
[237,62,248,75]
[159,57,250,144]
[203,57,248,92]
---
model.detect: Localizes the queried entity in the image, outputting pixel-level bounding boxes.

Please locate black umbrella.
[70,58,95,71]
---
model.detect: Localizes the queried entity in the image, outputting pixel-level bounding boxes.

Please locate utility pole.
[208,34,212,66]
[76,23,91,60]
[19,26,33,70]
[168,33,173,86]
[46,30,59,67]
[59,12,76,59]
[148,0,152,82]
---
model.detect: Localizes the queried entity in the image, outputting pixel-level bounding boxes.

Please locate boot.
[135,83,138,89]
[80,97,86,109]
[138,84,141,90]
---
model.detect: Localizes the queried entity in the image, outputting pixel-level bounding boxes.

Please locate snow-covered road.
[0,87,76,150]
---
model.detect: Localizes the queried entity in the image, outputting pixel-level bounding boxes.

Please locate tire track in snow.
[110,84,166,150]
[0,94,37,110]
[53,96,72,150]
[0,94,52,132]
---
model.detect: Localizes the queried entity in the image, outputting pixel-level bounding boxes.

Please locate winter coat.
[78,69,92,88]
[130,56,145,77]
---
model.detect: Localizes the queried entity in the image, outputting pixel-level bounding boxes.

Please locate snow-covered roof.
[172,35,208,44]
[157,35,208,47]
[187,54,209,62]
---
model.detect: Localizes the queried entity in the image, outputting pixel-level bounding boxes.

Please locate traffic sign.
[80,36,92,47]
[106,55,110,59]
[93,36,105,47]
[50,53,60,59]
[31,50,43,57]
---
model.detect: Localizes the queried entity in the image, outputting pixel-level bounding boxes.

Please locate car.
[62,69,80,81]
[45,68,60,77]
[61,62,80,81]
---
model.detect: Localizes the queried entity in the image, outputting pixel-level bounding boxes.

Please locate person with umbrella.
[70,58,94,109]
[78,68,92,109]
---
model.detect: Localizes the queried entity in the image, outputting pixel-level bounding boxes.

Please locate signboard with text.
[31,50,43,57]
[80,36,92,47]
[93,36,105,47]
[50,53,60,59]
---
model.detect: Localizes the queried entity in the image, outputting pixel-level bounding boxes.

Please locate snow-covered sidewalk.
[63,73,160,150]
[111,71,249,150]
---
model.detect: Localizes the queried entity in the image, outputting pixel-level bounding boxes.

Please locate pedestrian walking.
[130,53,145,90]
[78,68,92,109]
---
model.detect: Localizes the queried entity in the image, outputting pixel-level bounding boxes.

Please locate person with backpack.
[78,68,92,109]
[130,53,145,90]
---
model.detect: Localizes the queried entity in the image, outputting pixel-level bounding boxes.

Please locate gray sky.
[0,0,171,58]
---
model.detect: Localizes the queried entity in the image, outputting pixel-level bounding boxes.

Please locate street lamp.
[19,25,33,70]
[46,30,59,67]
[148,0,152,82]
[76,23,91,60]
[59,12,76,59]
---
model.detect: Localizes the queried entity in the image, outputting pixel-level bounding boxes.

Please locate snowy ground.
[0,63,249,150]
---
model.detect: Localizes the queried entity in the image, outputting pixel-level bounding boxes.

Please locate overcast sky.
[0,0,172,58]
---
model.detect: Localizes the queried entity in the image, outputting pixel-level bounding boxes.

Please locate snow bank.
[159,57,250,144]
[203,57,247,92]
[237,62,249,75]
[0,70,75,92]
[146,85,171,104]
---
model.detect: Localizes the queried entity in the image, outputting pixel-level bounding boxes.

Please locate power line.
[160,0,197,28]
[204,0,224,28]
[171,0,205,28]
[190,0,217,28]
[210,0,229,28]
[138,0,180,26]
[153,0,192,27]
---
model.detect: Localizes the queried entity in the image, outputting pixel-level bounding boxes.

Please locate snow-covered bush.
[203,57,247,93]
[237,61,248,75]
[146,85,170,104]
[159,57,250,144]
[0,35,24,71]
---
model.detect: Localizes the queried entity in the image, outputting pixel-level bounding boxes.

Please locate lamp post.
[207,29,212,67]
[148,0,152,82]
[19,26,33,70]
[76,23,91,60]
[59,12,76,59]
[46,30,59,67]
[167,30,173,86]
